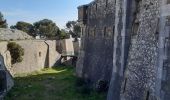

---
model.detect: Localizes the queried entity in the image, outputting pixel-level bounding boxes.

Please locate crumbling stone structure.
[77,0,170,100]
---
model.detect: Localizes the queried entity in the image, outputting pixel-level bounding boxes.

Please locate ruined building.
[76,0,170,100]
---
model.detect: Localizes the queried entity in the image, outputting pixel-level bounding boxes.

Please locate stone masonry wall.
[0,54,14,99]
[121,0,160,100]
[78,0,166,100]
[77,0,116,86]
[0,40,61,75]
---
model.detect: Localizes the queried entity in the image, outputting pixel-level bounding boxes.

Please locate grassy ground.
[5,66,106,100]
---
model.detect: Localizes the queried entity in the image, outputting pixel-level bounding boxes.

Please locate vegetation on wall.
[7,42,24,64]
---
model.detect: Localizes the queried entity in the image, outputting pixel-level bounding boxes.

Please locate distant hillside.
[0,28,33,41]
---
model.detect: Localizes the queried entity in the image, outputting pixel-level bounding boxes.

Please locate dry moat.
[5,66,106,100]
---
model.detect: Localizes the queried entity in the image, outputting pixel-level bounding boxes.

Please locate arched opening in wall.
[0,71,6,94]
[39,52,42,57]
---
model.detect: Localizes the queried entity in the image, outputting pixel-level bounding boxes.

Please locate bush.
[95,79,108,93]
[75,77,85,87]
[7,42,24,64]
[75,78,92,94]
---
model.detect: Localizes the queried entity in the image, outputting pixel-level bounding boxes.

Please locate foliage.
[0,12,8,28]
[66,21,81,41]
[75,77,85,87]
[8,19,81,40]
[75,77,92,94]
[5,66,106,100]
[10,21,35,37]
[33,19,60,38]
[7,42,24,64]
[58,29,70,39]
[95,80,109,93]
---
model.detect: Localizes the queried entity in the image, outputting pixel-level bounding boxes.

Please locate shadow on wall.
[55,39,80,66]
[0,54,14,99]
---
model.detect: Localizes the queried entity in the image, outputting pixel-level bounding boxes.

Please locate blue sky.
[0,0,93,28]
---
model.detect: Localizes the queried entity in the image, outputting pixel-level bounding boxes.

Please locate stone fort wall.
[0,54,14,99]
[77,0,116,85]
[77,0,170,100]
[0,40,61,75]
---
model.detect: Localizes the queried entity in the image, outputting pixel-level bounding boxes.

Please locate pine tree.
[0,12,8,28]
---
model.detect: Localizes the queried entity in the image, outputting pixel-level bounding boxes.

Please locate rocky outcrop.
[0,28,33,41]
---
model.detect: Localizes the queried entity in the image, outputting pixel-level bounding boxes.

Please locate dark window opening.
[146,91,150,100]
[94,28,96,37]
[113,26,115,32]
[132,22,139,36]
[106,0,108,7]
[113,26,115,35]
[167,0,170,4]
[87,28,90,37]
[39,52,42,57]
[96,4,98,11]
[104,27,107,37]
[123,78,127,93]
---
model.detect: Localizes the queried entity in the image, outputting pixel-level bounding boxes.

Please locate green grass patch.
[5,66,106,100]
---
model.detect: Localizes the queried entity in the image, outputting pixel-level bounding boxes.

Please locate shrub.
[7,42,24,64]
[75,78,92,94]
[75,77,85,87]
[95,79,108,93]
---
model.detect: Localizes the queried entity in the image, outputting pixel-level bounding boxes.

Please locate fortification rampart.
[77,0,170,100]
[0,40,61,75]
[77,0,116,85]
